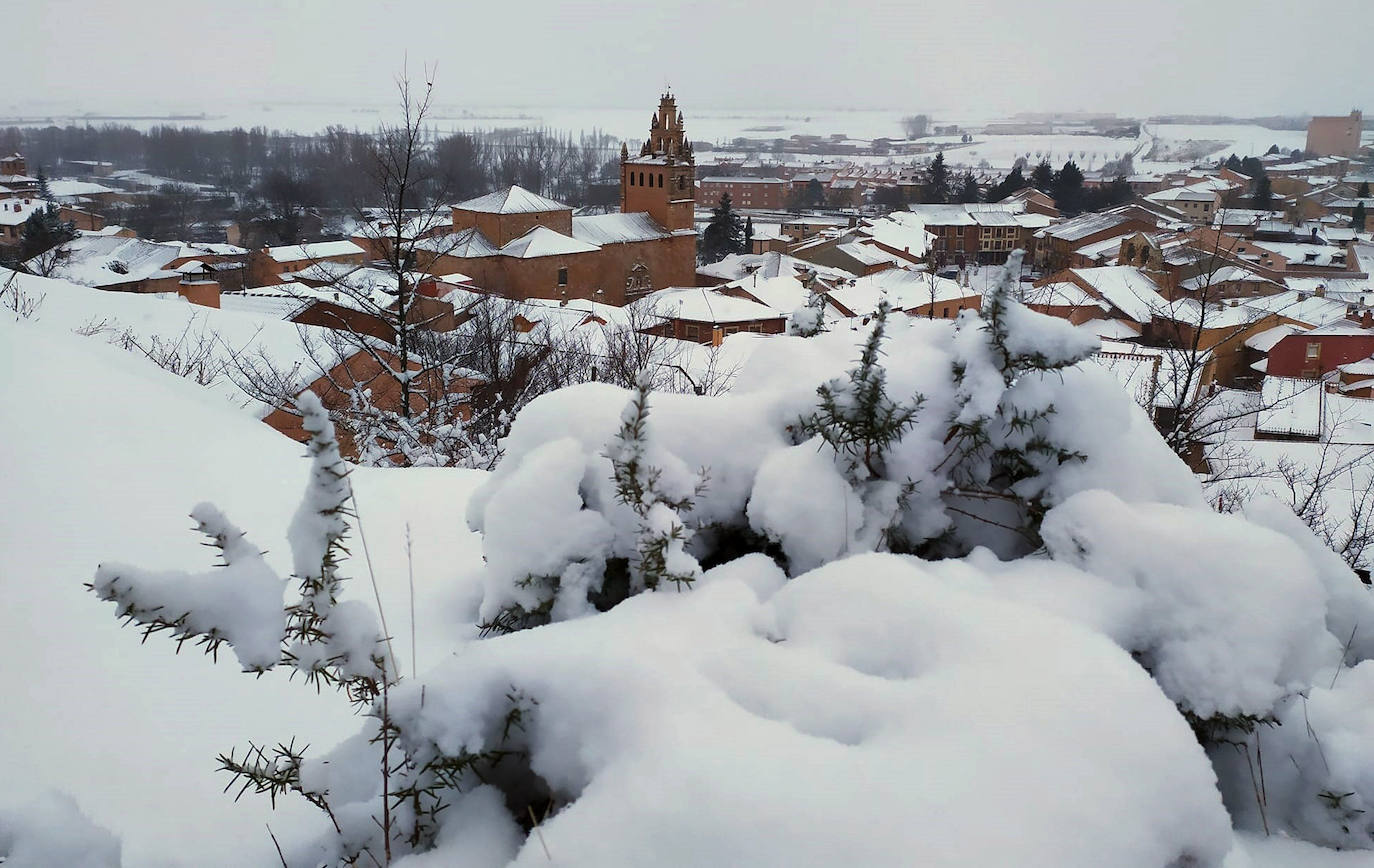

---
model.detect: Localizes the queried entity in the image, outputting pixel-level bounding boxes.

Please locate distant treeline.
[0,124,626,242]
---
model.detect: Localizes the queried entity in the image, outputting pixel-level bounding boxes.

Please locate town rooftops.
[266,240,365,263]
[0,197,55,226]
[453,185,570,215]
[1037,211,1134,243]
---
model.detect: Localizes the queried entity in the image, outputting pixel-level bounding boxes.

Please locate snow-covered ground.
[6,273,1374,866]
[0,313,490,865]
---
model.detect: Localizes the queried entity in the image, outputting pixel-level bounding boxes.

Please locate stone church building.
[424,93,697,307]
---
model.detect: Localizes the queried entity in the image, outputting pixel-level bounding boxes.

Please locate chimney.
[1315,284,1326,298]
[1363,309,1373,330]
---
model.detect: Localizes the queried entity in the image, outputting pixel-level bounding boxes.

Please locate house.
[1030,265,1170,329]
[247,239,367,286]
[1265,314,1374,379]
[826,268,980,320]
[640,287,786,343]
[997,186,1060,217]
[697,176,790,210]
[905,203,1051,266]
[1034,209,1159,271]
[696,251,852,287]
[1145,184,1223,224]
[1255,376,1325,440]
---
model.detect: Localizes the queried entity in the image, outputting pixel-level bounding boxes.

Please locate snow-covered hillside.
[5,271,1374,866]
[0,312,489,865]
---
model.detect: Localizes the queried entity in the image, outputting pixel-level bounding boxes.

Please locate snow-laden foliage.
[0,793,121,868]
[85,252,1374,864]
[91,502,286,671]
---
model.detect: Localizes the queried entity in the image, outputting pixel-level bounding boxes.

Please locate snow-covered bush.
[90,252,1374,863]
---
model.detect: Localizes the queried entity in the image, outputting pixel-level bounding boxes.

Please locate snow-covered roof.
[217,292,310,320]
[1339,356,1374,377]
[1244,323,1303,353]
[1243,290,1356,328]
[266,240,364,263]
[417,227,500,259]
[1068,266,1168,323]
[1256,376,1324,438]
[697,251,852,284]
[44,179,117,199]
[1179,265,1278,291]
[0,197,56,226]
[499,225,600,259]
[857,211,932,257]
[1023,281,1106,310]
[1247,240,1351,269]
[571,212,671,245]
[643,287,783,323]
[453,185,570,215]
[44,235,184,288]
[829,269,975,316]
[1038,211,1134,243]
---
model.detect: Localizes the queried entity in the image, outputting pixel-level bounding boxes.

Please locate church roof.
[499,225,600,259]
[453,185,571,215]
[571,212,671,245]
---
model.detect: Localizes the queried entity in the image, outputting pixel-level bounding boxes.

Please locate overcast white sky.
[15,0,1374,118]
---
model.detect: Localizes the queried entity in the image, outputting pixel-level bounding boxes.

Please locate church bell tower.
[620,92,695,231]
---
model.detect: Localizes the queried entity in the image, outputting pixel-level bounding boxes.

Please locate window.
[725,326,740,335]
[748,323,764,333]
[685,324,699,340]
[638,172,644,186]
[1306,341,1321,359]
[557,267,568,286]
[942,306,950,318]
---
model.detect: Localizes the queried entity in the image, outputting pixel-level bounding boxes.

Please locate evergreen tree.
[872,185,906,210]
[744,216,754,252]
[798,301,924,553]
[19,204,77,264]
[1030,159,1055,193]
[1224,154,1242,172]
[606,379,705,593]
[924,151,950,204]
[988,166,1026,202]
[35,167,53,201]
[1253,174,1274,211]
[699,193,746,264]
[1265,144,1281,155]
[1239,156,1265,180]
[1051,160,1085,216]
[1353,201,1367,232]
[807,178,826,208]
[956,172,981,204]
[1358,181,1370,198]
[942,250,1096,553]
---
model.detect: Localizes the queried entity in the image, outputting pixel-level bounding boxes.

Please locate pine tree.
[1354,201,1367,232]
[1051,160,1085,216]
[699,193,746,264]
[941,250,1097,554]
[988,166,1026,202]
[924,152,950,204]
[1224,154,1242,172]
[35,167,53,201]
[1030,159,1054,193]
[607,379,706,593]
[798,301,924,552]
[744,215,754,252]
[1253,174,1274,211]
[956,172,981,204]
